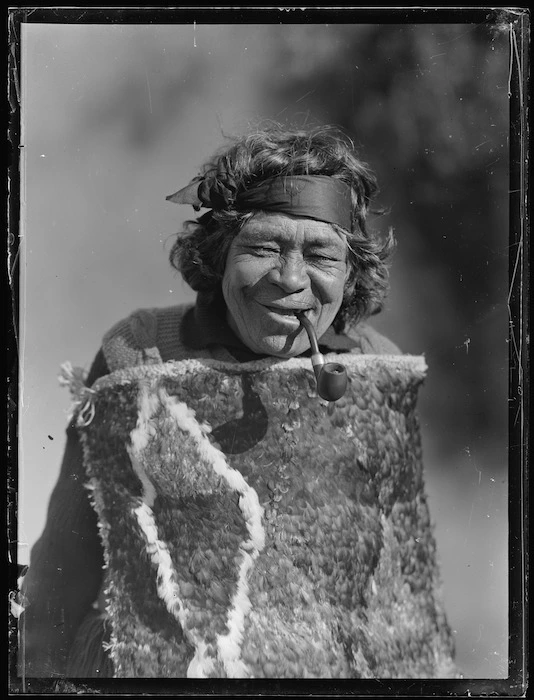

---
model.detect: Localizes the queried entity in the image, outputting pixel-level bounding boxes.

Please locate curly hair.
[168,123,395,332]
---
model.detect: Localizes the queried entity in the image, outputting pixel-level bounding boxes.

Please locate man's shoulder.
[102,303,193,347]
[345,321,402,355]
[101,303,194,371]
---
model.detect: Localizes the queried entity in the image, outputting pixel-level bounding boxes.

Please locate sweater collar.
[182,291,357,361]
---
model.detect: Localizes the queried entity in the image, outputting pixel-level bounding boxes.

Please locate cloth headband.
[166,174,353,230]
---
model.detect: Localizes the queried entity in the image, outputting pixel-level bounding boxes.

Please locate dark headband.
[166,174,353,231]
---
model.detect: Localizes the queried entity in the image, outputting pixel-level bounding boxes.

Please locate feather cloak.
[70,354,456,679]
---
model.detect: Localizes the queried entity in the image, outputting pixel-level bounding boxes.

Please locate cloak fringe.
[66,610,113,678]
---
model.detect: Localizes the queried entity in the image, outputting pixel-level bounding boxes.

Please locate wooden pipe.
[296,311,348,402]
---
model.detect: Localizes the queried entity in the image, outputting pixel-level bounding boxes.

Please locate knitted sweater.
[20,299,402,678]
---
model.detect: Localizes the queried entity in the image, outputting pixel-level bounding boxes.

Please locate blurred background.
[18,19,510,679]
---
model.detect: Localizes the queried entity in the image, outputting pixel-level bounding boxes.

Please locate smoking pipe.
[296,311,348,402]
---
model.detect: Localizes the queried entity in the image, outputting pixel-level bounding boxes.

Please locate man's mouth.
[260,303,313,316]
[264,305,301,316]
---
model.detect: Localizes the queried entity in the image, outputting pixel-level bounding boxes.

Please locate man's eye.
[249,246,278,255]
[308,253,339,262]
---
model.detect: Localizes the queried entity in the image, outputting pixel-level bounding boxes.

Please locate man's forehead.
[238,213,345,246]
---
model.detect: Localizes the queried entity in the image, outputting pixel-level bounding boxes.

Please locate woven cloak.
[73,354,456,678]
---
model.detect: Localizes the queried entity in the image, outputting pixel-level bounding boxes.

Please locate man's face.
[222,212,348,357]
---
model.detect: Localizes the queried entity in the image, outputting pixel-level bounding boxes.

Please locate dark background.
[17,14,514,679]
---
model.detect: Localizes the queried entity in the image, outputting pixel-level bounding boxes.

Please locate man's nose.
[268,253,309,293]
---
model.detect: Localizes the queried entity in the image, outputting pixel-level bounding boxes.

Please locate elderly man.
[20,124,456,679]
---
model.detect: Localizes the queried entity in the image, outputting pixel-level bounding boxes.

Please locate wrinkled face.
[222,212,349,357]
